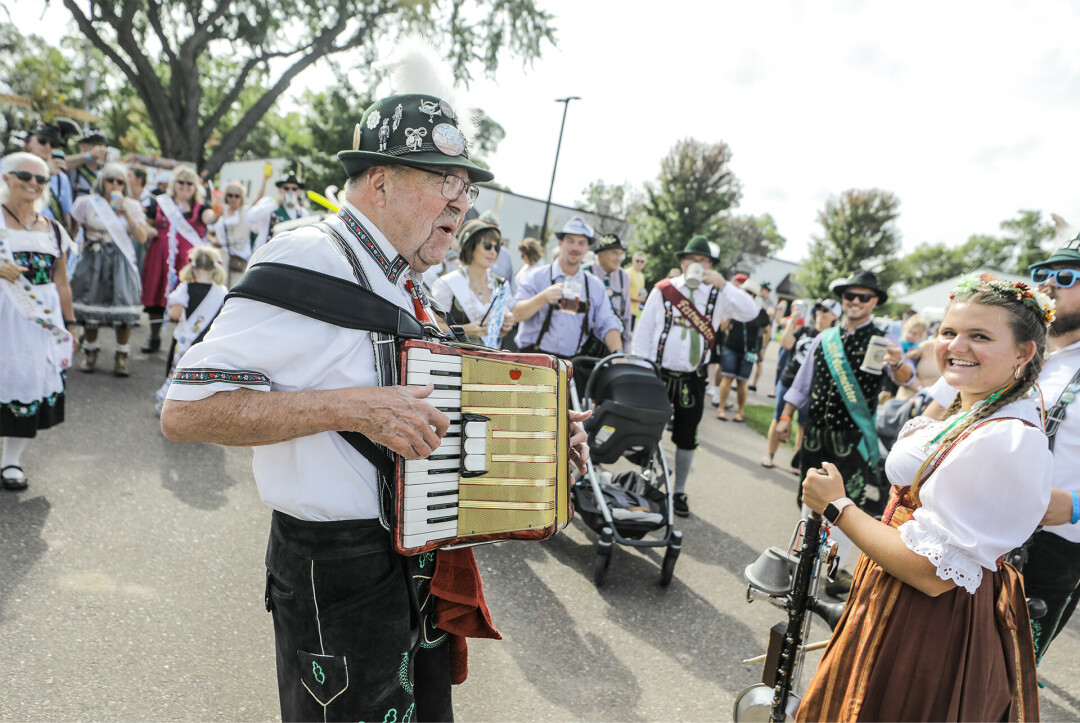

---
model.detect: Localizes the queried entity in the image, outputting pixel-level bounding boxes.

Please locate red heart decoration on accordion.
[509,369,522,380]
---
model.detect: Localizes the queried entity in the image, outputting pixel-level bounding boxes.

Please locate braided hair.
[909,285,1047,503]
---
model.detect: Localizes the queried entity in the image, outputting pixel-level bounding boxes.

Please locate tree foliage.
[896,234,1013,292]
[718,213,786,272]
[576,179,643,239]
[1001,209,1055,272]
[635,138,742,283]
[55,0,556,174]
[798,188,901,299]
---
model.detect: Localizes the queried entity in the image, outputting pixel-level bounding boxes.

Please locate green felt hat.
[275,171,305,189]
[594,233,624,253]
[337,93,494,183]
[676,235,719,263]
[1029,232,1080,270]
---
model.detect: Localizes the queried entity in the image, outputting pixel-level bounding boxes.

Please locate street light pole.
[540,96,580,243]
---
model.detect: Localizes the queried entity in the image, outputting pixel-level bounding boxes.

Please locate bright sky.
[20,0,1080,262]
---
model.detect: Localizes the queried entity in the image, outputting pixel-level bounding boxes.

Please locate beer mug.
[685,262,705,289]
[559,276,582,314]
[109,190,124,210]
[210,188,225,216]
[860,335,890,375]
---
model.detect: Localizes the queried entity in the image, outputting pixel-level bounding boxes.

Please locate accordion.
[394,340,574,555]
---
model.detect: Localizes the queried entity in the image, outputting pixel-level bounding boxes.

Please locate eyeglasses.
[1032,267,1079,289]
[478,241,499,251]
[281,186,300,192]
[175,179,194,187]
[409,166,480,207]
[11,170,48,184]
[842,291,875,303]
[633,258,646,264]
[225,193,241,199]
[34,136,57,148]
[104,177,125,185]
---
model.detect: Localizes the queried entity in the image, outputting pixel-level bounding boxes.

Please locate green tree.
[577,179,642,238]
[798,188,901,299]
[52,0,556,174]
[895,242,965,292]
[718,212,786,272]
[1001,210,1055,272]
[636,138,741,283]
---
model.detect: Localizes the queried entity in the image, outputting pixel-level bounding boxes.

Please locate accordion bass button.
[464,421,487,438]
[463,454,487,472]
[464,437,486,455]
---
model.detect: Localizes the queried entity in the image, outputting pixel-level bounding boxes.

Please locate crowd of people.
[4,92,1080,720]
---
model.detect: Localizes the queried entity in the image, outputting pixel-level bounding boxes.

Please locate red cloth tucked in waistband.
[431,547,501,685]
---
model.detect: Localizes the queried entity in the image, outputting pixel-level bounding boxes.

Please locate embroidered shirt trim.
[172,368,270,387]
[338,207,408,284]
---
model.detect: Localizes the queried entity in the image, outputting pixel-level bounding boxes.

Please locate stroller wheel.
[659,531,683,588]
[594,527,614,586]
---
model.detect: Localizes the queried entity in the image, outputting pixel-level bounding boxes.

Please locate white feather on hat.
[384,36,479,146]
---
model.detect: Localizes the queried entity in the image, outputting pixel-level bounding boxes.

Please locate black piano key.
[429,369,462,377]
[426,467,458,475]
[427,502,458,511]
[426,489,457,498]
[427,514,458,524]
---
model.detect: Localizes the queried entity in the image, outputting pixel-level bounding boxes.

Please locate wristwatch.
[823,497,855,525]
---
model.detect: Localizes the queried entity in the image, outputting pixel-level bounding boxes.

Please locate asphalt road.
[2,328,1077,721]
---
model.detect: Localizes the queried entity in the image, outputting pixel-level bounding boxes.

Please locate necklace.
[2,204,38,231]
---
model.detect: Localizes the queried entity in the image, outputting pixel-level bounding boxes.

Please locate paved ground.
[2,328,1077,721]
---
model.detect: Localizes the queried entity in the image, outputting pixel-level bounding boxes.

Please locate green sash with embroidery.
[819,326,880,466]
[274,204,292,223]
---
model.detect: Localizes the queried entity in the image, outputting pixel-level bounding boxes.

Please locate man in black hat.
[161,92,591,721]
[22,121,78,229]
[583,233,633,348]
[69,129,108,200]
[247,169,311,250]
[776,270,913,588]
[632,235,758,517]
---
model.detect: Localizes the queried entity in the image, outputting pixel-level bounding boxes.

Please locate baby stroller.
[570,353,683,587]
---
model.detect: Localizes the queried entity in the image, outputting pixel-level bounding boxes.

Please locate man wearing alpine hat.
[777,269,913,587]
[161,91,592,722]
[632,235,758,517]
[513,215,623,360]
[247,169,311,251]
[583,232,633,349]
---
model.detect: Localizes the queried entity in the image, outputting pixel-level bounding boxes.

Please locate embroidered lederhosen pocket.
[297,651,349,706]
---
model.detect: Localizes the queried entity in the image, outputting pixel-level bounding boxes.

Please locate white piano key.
[463,453,486,472]
[464,437,486,455]
[401,501,459,522]
[401,521,459,548]
[430,438,461,456]
[402,458,461,474]
[426,388,462,402]
[407,370,463,387]
[464,421,487,438]
[402,473,460,492]
[407,348,464,371]
[403,491,459,510]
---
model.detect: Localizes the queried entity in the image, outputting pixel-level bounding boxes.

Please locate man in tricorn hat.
[583,233,633,348]
[776,269,913,591]
[247,169,311,251]
[161,91,591,721]
[513,215,623,360]
[921,232,1080,664]
[632,235,759,517]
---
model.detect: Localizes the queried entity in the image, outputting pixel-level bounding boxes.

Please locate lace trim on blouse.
[898,518,983,594]
[897,414,940,440]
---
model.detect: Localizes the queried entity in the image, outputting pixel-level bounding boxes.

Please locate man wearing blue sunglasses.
[1021,232,1080,664]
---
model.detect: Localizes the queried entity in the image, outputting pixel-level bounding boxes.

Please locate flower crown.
[950,272,1056,325]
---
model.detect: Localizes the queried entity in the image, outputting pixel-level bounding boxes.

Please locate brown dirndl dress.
[796,486,1040,722]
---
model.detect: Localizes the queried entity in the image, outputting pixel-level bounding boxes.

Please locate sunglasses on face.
[175,179,194,187]
[11,170,48,184]
[34,136,57,148]
[281,186,300,192]
[1032,267,1079,289]
[104,177,125,185]
[225,193,241,199]
[479,241,497,251]
[842,291,875,303]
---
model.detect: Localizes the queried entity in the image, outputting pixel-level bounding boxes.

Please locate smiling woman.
[797,272,1054,721]
[0,152,77,492]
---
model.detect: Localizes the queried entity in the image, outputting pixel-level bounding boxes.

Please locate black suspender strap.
[1045,365,1080,451]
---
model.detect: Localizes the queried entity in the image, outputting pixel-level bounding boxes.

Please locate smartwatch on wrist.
[823,497,855,525]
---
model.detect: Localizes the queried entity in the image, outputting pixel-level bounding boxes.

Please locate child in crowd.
[154,246,227,414]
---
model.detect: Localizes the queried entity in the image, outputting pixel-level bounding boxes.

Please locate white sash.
[86,194,139,275]
[157,195,206,294]
[172,283,227,355]
[442,268,490,322]
[0,222,74,370]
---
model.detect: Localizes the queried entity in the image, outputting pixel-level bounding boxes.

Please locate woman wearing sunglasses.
[68,163,151,375]
[0,153,78,491]
[140,165,220,353]
[208,181,265,286]
[430,218,515,346]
